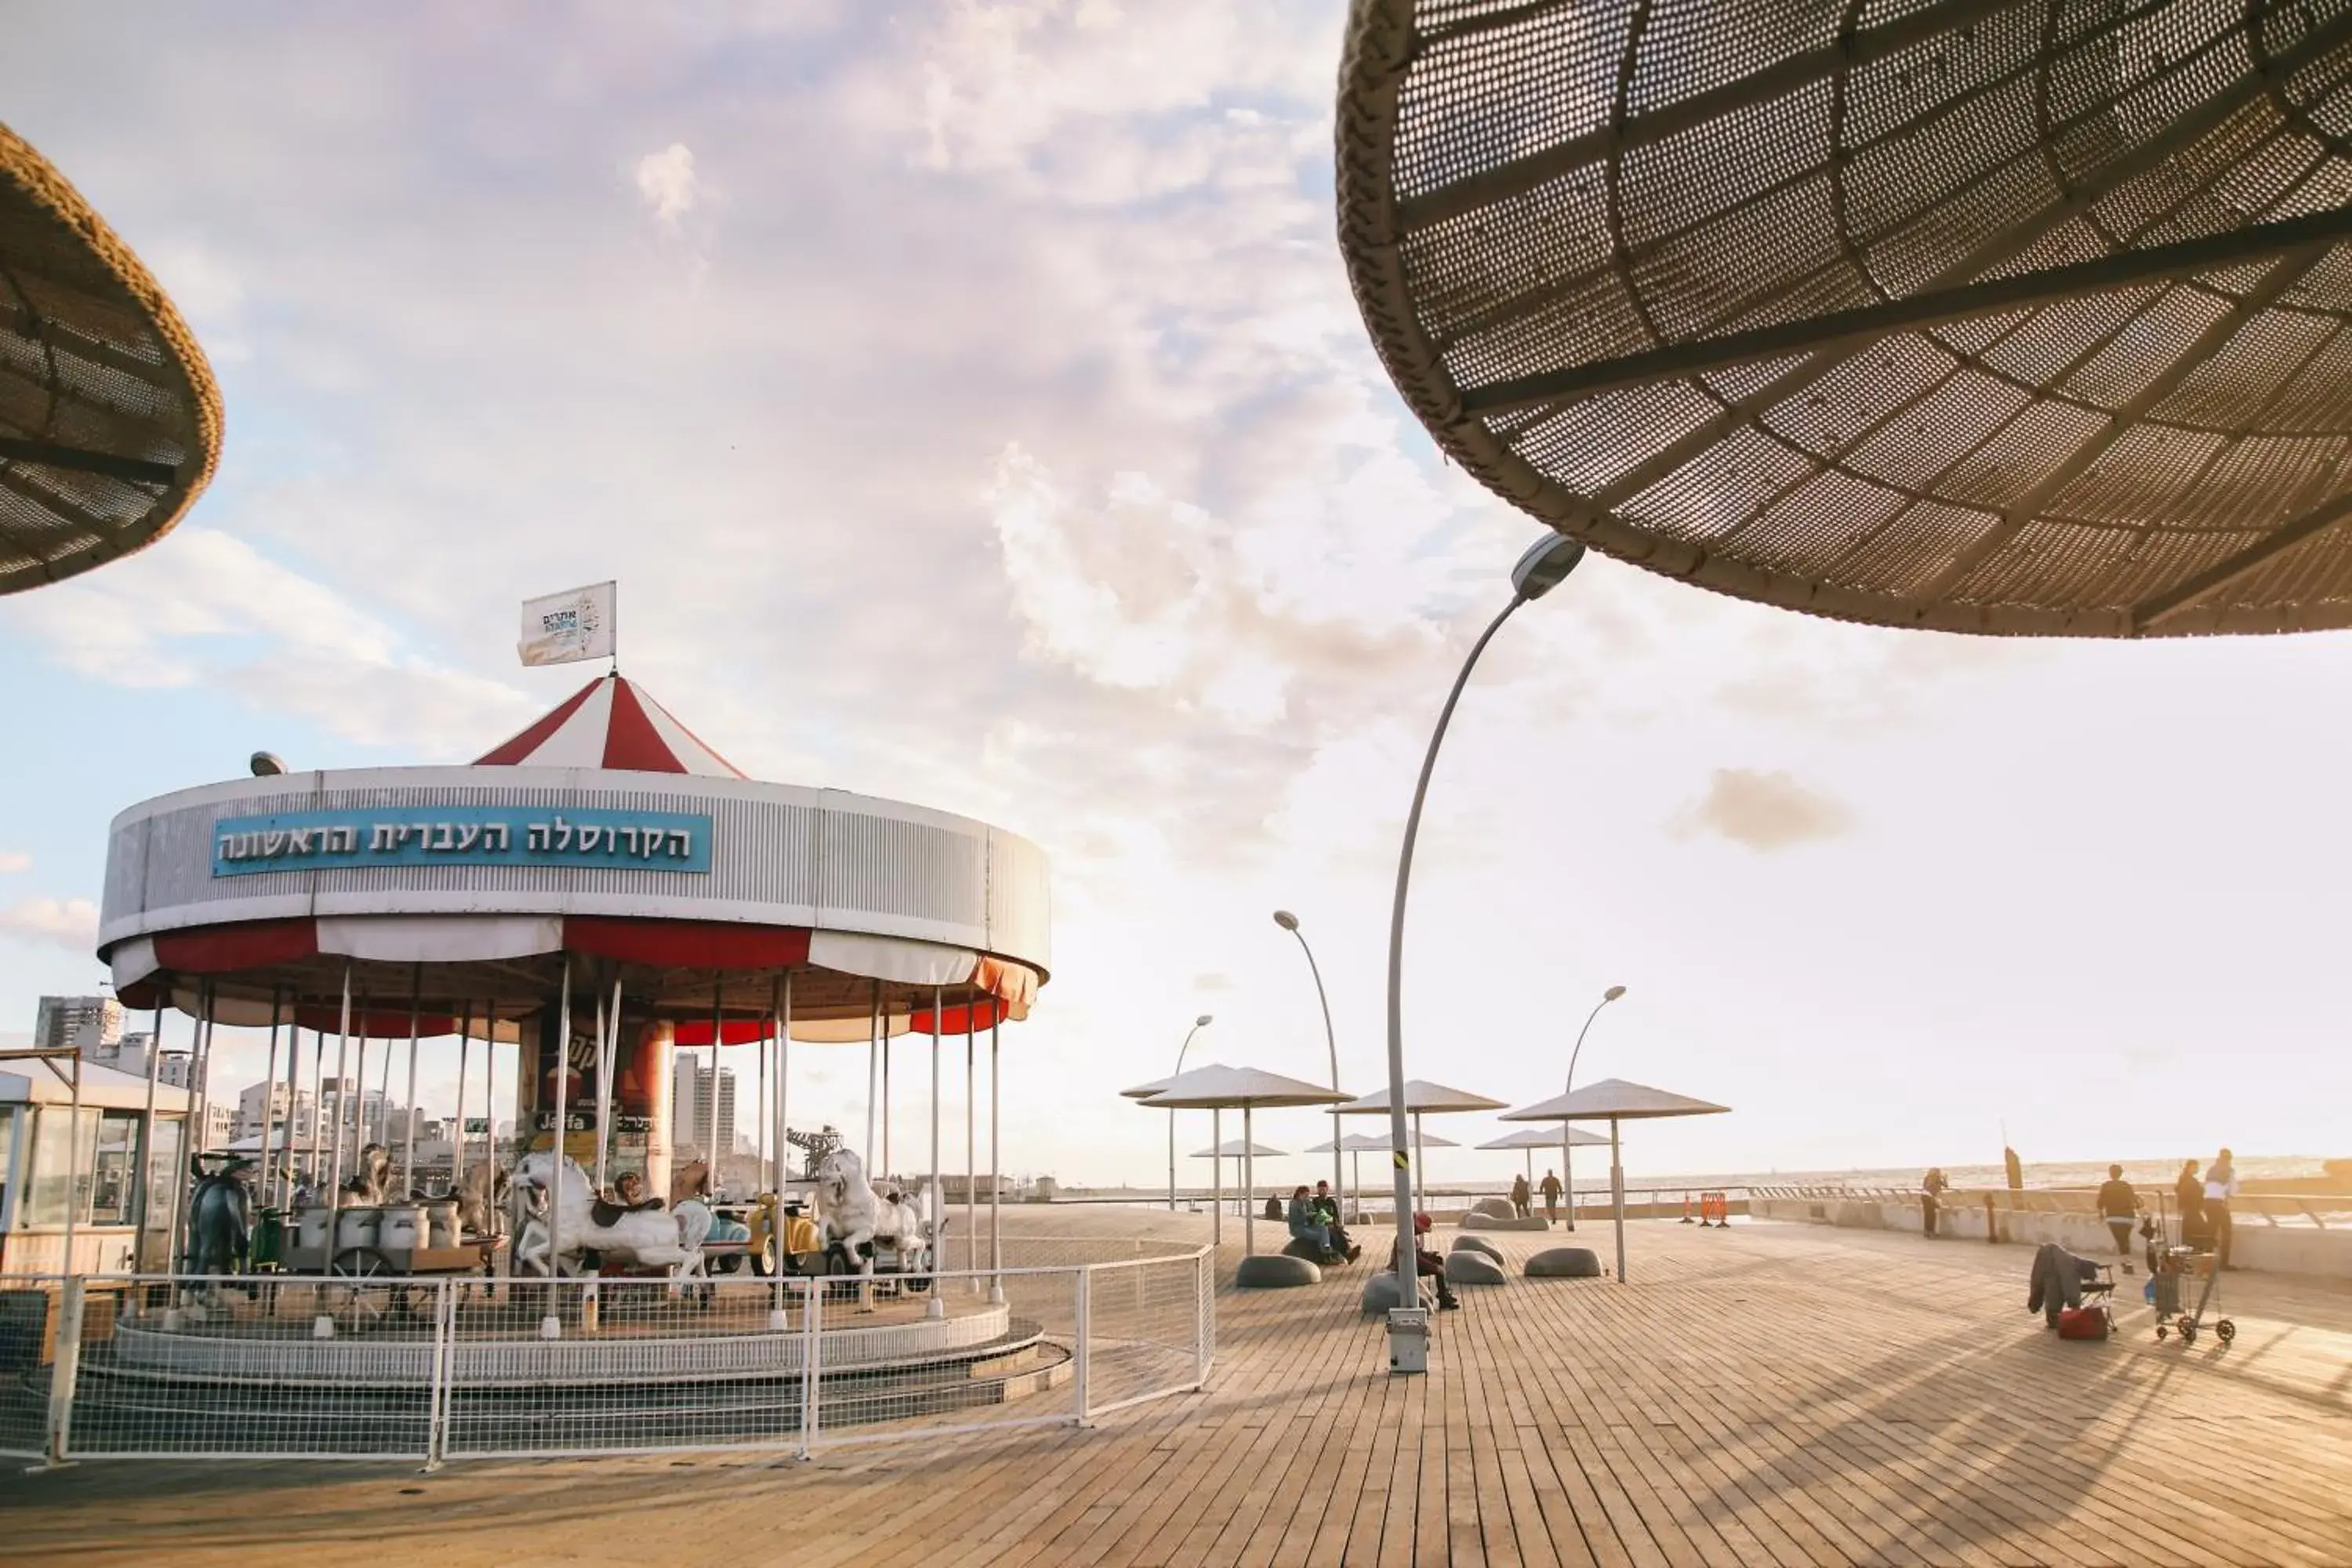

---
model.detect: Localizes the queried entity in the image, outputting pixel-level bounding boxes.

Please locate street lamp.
[1560,984,1626,1231]
[1272,910,1345,1218]
[1382,534,1587,1354]
[1167,1014,1213,1211]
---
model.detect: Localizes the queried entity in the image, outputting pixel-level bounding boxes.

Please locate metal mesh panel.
[9,1250,1207,1465]
[1338,0,2352,637]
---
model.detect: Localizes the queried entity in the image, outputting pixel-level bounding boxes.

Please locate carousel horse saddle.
[590,1196,666,1227]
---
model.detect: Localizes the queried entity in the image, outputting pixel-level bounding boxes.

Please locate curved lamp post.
[1381,534,1587,1345]
[1272,910,1345,1218]
[1561,985,1626,1231]
[1167,1014,1212,1210]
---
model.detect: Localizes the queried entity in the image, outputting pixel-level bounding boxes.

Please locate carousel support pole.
[318,967,354,1340]
[882,1025,892,1185]
[304,1028,325,1203]
[351,1004,371,1171]
[757,1012,768,1192]
[402,965,423,1197]
[866,981,879,1168]
[543,959,572,1340]
[376,1011,395,1158]
[964,1000,977,1283]
[926,983,944,1319]
[708,976,724,1190]
[482,1007,496,1167]
[988,1016,1004,1305]
[260,989,285,1212]
[769,972,790,1330]
[167,985,213,1290]
[452,1006,470,1207]
[592,984,612,1194]
[132,989,165,1254]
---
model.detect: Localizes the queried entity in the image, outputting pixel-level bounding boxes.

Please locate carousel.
[73,671,1062,1432]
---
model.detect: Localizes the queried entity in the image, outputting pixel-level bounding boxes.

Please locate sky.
[2,1,2349,1190]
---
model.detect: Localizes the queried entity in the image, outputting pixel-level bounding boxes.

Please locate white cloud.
[0,852,28,874]
[0,897,99,953]
[1671,769,1857,852]
[633,143,700,229]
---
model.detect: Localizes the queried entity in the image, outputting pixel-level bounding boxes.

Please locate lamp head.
[1195,1014,1214,1029]
[1272,910,1299,931]
[250,751,289,777]
[1603,985,1626,1002]
[1510,534,1587,601]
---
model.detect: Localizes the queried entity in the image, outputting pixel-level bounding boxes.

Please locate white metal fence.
[0,1239,1211,1467]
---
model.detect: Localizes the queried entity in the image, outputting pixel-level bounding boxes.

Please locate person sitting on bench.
[1287,1185,1342,1262]
[1310,1181,1360,1262]
[1385,1212,1460,1310]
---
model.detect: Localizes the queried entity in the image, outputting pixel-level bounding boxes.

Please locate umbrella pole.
[1611,1118,1626,1284]
[1210,1108,1221,1247]
[1413,1110,1425,1223]
[1242,1105,1254,1258]
[1563,1123,1577,1231]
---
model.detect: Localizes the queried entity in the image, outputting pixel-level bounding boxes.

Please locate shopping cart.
[2152,1241,2235,1346]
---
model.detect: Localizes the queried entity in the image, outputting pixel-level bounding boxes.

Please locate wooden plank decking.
[3,1207,2350,1566]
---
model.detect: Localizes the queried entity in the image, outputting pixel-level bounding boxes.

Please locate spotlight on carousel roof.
[1336,2,2352,637]
[0,121,222,594]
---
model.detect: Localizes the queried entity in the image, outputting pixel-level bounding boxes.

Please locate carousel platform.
[98,1281,1026,1388]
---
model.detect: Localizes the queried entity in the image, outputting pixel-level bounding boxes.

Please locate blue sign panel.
[212,805,713,877]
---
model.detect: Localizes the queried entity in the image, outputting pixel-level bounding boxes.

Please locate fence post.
[797,1279,820,1461]
[423,1279,452,1472]
[43,1277,83,1468]
[1073,1265,1092,1428]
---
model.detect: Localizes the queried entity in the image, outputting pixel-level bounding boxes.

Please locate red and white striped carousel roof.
[474,674,744,777]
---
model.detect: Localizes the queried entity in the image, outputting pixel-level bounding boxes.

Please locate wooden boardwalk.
[5,1208,2351,1566]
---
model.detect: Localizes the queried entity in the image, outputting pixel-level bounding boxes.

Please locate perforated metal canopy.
[0,121,220,593]
[1336,1,2352,637]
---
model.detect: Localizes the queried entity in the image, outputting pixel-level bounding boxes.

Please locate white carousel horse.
[509,1152,714,1279]
[338,1144,392,1207]
[812,1148,931,1306]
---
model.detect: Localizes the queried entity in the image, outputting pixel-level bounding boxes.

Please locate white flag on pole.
[518,581,616,667]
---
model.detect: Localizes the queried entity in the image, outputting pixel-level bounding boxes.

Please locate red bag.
[2057,1305,2108,1340]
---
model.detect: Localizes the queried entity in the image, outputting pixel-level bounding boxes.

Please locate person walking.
[2095,1164,2137,1273]
[1509,1172,1533,1219]
[1539,1169,1563,1223]
[1921,1167,1949,1239]
[2205,1149,2240,1270]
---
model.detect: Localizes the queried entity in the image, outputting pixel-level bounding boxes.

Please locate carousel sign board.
[211,805,713,877]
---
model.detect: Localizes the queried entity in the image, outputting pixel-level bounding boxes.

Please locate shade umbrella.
[1,122,222,594]
[1141,1065,1348,1258]
[1309,1128,1457,1226]
[1333,1079,1504,1226]
[1503,1078,1729,1283]
[1480,1125,1609,1209]
[1123,1062,1227,1222]
[1335,4,2352,641]
[1194,1138,1287,1223]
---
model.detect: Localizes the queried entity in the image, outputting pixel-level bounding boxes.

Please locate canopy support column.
[706,976,723,1184]
[132,991,165,1244]
[964,1002,976,1283]
[865,982,879,1166]
[452,1004,471,1209]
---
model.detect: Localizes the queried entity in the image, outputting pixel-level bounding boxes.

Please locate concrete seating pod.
[1525,1247,1602,1279]
[1462,1214,1550,1232]
[1281,1237,1333,1264]
[1466,1196,1517,1220]
[1450,1235,1504,1262]
[1443,1250,1509,1287]
[1237,1254,1320,1289]
[1359,1272,1436,1315]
